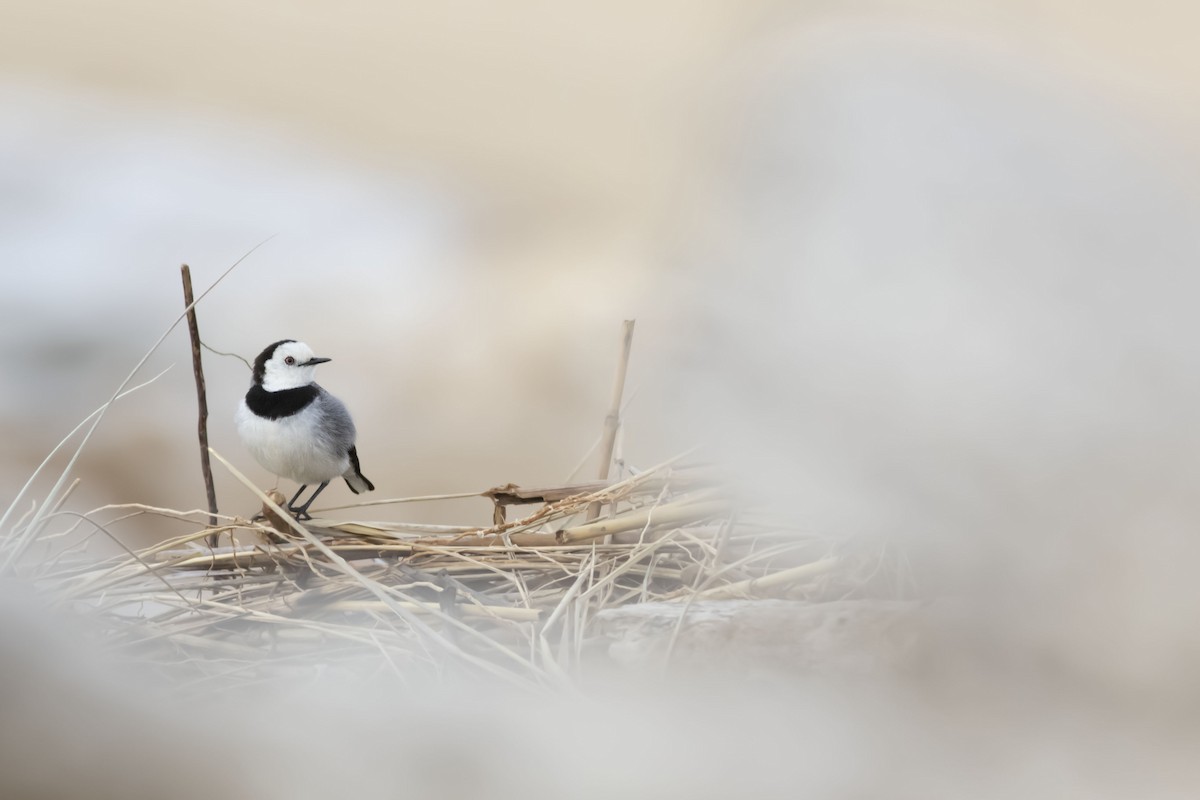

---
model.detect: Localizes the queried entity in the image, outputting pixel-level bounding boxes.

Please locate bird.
[235,339,374,520]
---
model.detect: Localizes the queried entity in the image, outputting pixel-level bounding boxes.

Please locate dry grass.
[20,450,880,690]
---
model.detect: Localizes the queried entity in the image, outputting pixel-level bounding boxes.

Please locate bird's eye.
[284,356,296,365]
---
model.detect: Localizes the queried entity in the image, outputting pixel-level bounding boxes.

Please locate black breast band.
[245,384,319,419]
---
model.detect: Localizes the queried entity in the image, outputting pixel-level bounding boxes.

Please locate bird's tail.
[343,445,375,494]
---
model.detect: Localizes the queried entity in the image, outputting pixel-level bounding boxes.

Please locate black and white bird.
[236,339,374,520]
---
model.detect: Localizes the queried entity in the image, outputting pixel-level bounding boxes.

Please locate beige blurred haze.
[5,1,1200,798]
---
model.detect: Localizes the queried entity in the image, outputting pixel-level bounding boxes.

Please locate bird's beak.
[303,357,332,366]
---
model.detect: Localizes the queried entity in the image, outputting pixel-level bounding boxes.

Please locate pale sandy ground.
[4,1,1200,797]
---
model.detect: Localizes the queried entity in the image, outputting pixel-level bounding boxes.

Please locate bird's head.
[252,339,331,391]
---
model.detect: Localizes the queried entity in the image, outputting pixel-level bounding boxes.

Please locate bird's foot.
[287,506,314,521]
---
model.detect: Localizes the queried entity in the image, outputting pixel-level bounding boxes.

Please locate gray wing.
[313,385,357,456]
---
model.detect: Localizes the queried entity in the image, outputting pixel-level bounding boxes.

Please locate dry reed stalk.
[586,319,635,523]
[687,557,840,600]
[180,265,219,540]
[557,498,732,544]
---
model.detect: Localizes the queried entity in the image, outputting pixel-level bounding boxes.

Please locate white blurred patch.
[668,19,1200,718]
[0,80,458,420]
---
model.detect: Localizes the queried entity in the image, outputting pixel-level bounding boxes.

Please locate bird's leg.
[286,485,309,511]
[290,481,330,521]
[255,484,309,523]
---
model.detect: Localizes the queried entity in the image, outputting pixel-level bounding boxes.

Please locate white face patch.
[261,341,323,391]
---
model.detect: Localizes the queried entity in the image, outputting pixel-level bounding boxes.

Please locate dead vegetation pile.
[33,452,875,688]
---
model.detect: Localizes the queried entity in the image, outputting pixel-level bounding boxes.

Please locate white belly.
[235,400,350,485]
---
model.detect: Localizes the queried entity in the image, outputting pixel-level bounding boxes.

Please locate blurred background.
[5,0,1200,797]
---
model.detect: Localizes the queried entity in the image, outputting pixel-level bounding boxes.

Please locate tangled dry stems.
[26,456,878,688]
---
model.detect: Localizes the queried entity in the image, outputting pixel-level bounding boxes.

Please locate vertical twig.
[181,265,219,543]
[586,320,635,522]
